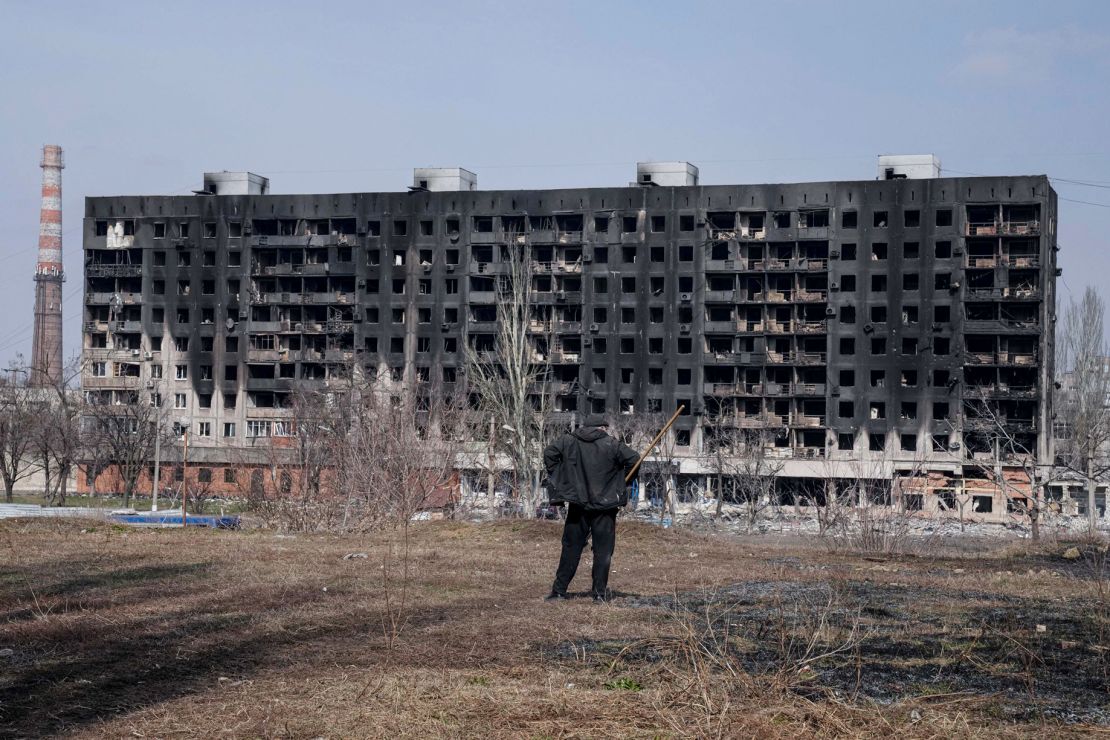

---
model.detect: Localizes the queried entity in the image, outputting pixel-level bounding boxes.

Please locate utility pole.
[181,428,189,527]
[151,422,161,512]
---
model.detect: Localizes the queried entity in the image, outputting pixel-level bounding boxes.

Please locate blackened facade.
[82,165,1058,518]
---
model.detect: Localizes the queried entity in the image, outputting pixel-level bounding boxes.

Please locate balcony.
[83,375,141,389]
[86,264,143,278]
[766,259,792,271]
[966,221,1040,237]
[1000,352,1037,366]
[803,259,828,271]
[737,321,764,333]
[708,383,762,396]
[796,352,827,366]
[790,383,826,395]
[966,256,998,268]
[797,321,828,334]
[789,414,825,428]
[795,290,828,303]
[86,292,141,305]
[1005,255,1041,268]
[247,349,283,362]
[965,352,997,364]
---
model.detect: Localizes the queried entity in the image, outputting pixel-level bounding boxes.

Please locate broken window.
[871,243,887,260]
[841,211,857,229]
[393,220,407,236]
[650,215,665,232]
[839,369,855,387]
[802,210,829,228]
[871,337,886,355]
[838,433,854,450]
[840,337,855,355]
[472,216,493,233]
[900,402,917,420]
[679,215,695,231]
[840,306,856,323]
[903,273,919,291]
[935,209,953,227]
[622,216,638,233]
[840,274,856,292]
[773,212,791,228]
[903,242,919,259]
[873,211,888,228]
[870,401,886,420]
[933,402,949,419]
[838,400,854,418]
[869,433,886,452]
[904,209,920,228]
[203,222,217,238]
[840,243,857,261]
[594,215,610,232]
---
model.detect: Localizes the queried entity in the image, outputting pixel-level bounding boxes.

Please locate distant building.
[81,157,1059,521]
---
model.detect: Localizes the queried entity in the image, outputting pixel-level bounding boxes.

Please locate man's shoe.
[591,591,611,603]
[544,591,569,602]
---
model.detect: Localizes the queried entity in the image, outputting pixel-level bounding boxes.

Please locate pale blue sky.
[2,0,1109,365]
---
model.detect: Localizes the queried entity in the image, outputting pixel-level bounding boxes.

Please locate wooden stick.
[625,405,685,483]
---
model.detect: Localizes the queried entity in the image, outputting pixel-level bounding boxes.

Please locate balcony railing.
[966,220,1040,237]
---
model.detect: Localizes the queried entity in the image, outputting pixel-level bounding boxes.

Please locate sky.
[1,0,1109,367]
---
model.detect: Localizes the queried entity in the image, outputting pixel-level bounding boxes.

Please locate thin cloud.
[954,26,1110,82]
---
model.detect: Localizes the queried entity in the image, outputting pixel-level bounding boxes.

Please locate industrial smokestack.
[30,144,64,387]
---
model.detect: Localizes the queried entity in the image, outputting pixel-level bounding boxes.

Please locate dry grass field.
[0,517,1107,738]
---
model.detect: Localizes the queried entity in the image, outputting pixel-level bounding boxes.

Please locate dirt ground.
[0,518,1107,738]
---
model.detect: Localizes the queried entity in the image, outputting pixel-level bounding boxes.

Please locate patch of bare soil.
[0,517,1106,738]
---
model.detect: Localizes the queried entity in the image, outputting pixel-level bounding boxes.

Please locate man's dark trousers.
[552,504,617,597]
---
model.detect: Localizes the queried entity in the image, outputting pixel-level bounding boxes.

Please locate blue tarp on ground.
[110,513,240,529]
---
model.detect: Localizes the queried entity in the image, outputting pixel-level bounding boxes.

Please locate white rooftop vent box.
[878,154,940,180]
[635,161,699,187]
[412,167,477,192]
[202,171,270,195]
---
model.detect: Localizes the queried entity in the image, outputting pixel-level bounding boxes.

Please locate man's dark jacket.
[544,427,640,510]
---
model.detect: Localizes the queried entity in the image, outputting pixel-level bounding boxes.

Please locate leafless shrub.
[619,584,866,738]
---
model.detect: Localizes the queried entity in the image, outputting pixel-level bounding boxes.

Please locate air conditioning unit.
[825,307,836,317]
[143,351,153,360]
[583,338,592,347]
[422,265,432,273]
[589,323,600,333]
[441,322,451,331]
[931,322,942,331]
[243,222,253,235]
[953,246,964,256]
[131,349,140,357]
[146,381,155,389]
[830,249,840,258]
[863,323,875,333]
[830,282,840,291]
[446,264,455,272]
[679,324,690,334]
[680,293,691,302]
[556,291,567,301]
[583,252,593,263]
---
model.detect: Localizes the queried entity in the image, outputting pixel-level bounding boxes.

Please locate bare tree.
[1055,287,1110,532]
[30,357,84,506]
[463,231,560,517]
[963,397,1044,539]
[703,408,785,531]
[82,391,171,507]
[0,362,37,503]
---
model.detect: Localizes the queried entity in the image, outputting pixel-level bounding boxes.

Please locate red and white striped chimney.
[30,144,65,387]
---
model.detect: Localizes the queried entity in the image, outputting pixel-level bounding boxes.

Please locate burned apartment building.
[81,157,1059,520]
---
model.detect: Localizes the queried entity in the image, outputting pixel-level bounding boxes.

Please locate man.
[543,414,639,602]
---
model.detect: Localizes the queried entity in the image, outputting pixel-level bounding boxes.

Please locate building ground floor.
[73,445,1108,526]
